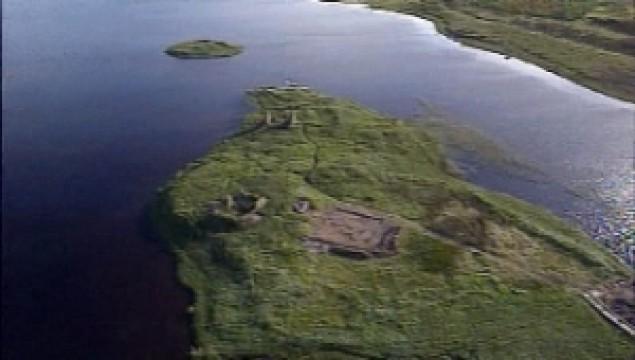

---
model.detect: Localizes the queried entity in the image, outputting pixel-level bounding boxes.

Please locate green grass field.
[153,87,634,359]
[333,0,635,102]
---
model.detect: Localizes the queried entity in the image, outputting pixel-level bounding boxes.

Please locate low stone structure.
[292,199,311,214]
[300,205,399,259]
[207,191,268,226]
[583,278,635,339]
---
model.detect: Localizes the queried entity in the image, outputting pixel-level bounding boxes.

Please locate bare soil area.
[300,205,400,259]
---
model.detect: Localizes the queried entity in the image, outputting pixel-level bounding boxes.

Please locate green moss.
[332,0,635,102]
[165,40,243,59]
[153,87,633,359]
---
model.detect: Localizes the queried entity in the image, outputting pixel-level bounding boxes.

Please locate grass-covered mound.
[165,40,243,59]
[153,87,634,359]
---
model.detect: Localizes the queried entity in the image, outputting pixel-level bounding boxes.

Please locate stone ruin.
[297,203,400,260]
[207,191,268,226]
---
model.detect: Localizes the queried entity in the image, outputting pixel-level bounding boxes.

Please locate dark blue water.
[3,0,633,358]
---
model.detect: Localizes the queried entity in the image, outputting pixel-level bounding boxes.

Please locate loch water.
[3,0,633,358]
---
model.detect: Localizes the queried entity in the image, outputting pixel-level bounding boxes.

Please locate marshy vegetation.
[153,87,633,359]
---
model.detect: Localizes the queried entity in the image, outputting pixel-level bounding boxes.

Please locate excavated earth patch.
[300,205,399,259]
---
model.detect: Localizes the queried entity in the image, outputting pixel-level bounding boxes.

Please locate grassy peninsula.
[165,40,243,59]
[326,0,635,102]
[153,87,633,359]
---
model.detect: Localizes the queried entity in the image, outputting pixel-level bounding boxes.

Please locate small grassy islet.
[152,86,634,359]
[165,40,243,59]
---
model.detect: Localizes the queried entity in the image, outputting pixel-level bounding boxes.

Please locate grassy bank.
[328,0,635,102]
[153,87,633,359]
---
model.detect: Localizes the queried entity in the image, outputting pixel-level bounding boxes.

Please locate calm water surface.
[3,0,633,358]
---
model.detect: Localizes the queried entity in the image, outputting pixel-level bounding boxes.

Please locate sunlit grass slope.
[153,87,633,359]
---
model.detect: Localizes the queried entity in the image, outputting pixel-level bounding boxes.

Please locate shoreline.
[317,0,635,104]
[315,0,635,268]
[154,86,634,358]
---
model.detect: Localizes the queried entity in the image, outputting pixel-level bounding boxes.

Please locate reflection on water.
[2,0,633,358]
[585,168,634,264]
